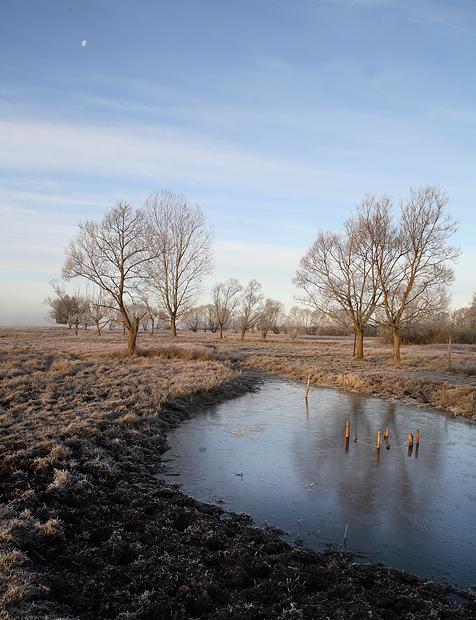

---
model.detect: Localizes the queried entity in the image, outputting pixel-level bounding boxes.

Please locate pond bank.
[243,350,476,420]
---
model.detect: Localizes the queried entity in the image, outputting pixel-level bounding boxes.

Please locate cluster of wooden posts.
[344,418,420,456]
[303,376,421,457]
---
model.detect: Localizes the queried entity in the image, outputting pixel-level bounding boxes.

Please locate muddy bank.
[2,369,475,619]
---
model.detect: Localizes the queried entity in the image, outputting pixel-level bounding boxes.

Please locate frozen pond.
[161,380,476,589]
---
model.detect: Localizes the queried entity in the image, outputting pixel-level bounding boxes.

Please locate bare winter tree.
[63,201,152,355]
[139,297,160,336]
[212,278,243,338]
[286,306,304,339]
[294,201,381,359]
[45,280,75,328]
[271,305,287,334]
[237,279,263,340]
[145,191,213,337]
[89,291,112,335]
[182,305,206,332]
[445,307,468,369]
[68,291,90,335]
[358,186,459,363]
[258,298,282,341]
[205,304,219,333]
[286,306,325,338]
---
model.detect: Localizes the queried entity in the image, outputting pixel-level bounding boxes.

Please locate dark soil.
[1,372,475,619]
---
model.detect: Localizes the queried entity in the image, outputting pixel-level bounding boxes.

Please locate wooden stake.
[415,429,420,446]
[384,427,389,440]
[345,419,350,440]
[305,376,310,400]
[377,430,382,450]
[408,433,413,448]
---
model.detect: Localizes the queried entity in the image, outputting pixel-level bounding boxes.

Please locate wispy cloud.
[312,0,476,36]
[0,117,387,204]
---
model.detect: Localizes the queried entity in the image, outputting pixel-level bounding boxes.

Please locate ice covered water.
[162,380,476,589]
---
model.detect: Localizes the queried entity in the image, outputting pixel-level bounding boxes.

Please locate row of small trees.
[47,275,329,341]
[182,301,327,339]
[46,282,160,336]
[184,279,283,340]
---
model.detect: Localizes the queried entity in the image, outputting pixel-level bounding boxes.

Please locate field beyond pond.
[1,327,475,619]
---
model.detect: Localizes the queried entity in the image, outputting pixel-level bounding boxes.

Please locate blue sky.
[1,0,475,325]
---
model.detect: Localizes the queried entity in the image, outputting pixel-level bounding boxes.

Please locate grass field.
[1,327,475,618]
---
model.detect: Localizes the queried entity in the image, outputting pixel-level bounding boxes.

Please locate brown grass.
[0,327,238,617]
[0,326,474,617]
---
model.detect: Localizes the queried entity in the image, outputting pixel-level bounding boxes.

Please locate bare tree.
[212,278,243,338]
[295,200,381,359]
[145,191,213,337]
[63,201,151,355]
[182,305,206,332]
[89,291,112,335]
[68,291,90,335]
[237,279,263,340]
[45,279,75,328]
[205,304,218,333]
[359,186,459,363]
[45,280,91,333]
[286,306,325,338]
[271,305,287,334]
[445,307,467,369]
[259,298,282,341]
[286,306,304,339]
[148,304,160,336]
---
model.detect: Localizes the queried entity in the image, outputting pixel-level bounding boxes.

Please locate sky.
[1,0,475,325]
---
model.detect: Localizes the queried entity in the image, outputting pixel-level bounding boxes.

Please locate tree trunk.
[355,326,364,360]
[219,325,223,339]
[240,329,246,341]
[96,323,102,335]
[170,316,177,337]
[74,324,79,335]
[150,319,155,336]
[448,332,452,369]
[127,318,139,356]
[392,328,401,364]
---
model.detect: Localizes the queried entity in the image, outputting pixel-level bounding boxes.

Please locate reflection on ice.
[162,380,476,589]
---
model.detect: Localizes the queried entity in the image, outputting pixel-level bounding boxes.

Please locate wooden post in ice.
[408,432,413,448]
[384,427,390,449]
[377,430,382,450]
[345,419,350,451]
[305,376,310,400]
[415,429,420,446]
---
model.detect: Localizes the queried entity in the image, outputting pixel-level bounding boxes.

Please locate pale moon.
[81,40,87,47]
